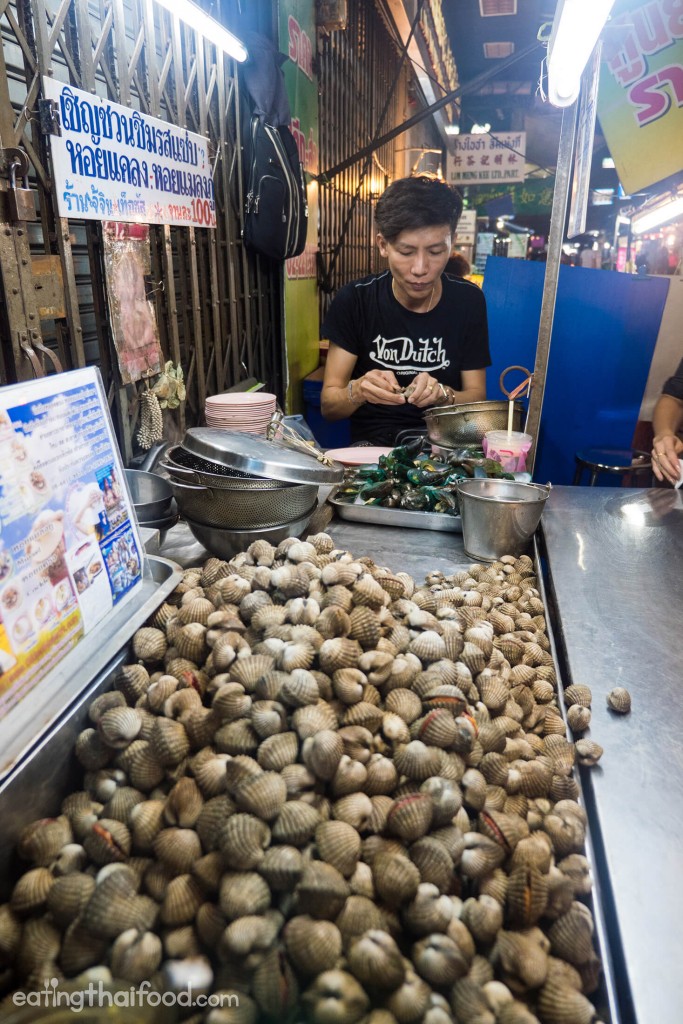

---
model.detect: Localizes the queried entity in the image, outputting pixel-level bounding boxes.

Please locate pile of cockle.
[0,534,609,1024]
[334,438,514,515]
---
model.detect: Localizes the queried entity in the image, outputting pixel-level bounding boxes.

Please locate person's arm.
[652,392,683,484]
[321,343,406,421]
[403,368,487,408]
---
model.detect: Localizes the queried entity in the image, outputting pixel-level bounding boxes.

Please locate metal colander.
[166,476,318,530]
[164,446,296,489]
[424,401,525,448]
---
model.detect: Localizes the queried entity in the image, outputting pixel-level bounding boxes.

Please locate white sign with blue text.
[43,78,216,229]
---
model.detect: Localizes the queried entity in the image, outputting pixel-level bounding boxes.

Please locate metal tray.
[328,488,462,532]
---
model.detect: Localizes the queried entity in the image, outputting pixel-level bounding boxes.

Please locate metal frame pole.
[525,102,578,473]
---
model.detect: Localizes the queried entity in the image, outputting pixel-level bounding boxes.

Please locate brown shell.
[412,932,469,987]
[258,731,299,772]
[607,686,631,714]
[215,718,260,756]
[17,816,72,867]
[393,741,442,783]
[385,687,422,724]
[386,792,433,842]
[218,813,271,870]
[160,873,204,926]
[316,820,362,878]
[219,870,271,922]
[372,852,421,908]
[348,605,381,650]
[132,627,167,663]
[110,929,163,984]
[301,969,370,1024]
[46,872,96,927]
[280,670,321,708]
[548,903,595,966]
[271,800,321,846]
[153,827,202,874]
[292,701,339,739]
[335,894,385,947]
[234,770,287,821]
[536,978,596,1024]
[348,929,405,991]
[505,865,549,927]
[284,915,343,975]
[563,684,592,708]
[303,728,344,781]
[82,818,131,864]
[332,792,374,832]
[149,717,190,767]
[259,844,304,892]
[10,866,54,916]
[566,704,591,734]
[297,861,350,920]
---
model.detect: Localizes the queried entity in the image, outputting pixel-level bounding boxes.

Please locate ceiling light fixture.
[471,123,491,134]
[445,125,461,135]
[631,195,683,234]
[155,0,248,62]
[546,0,616,107]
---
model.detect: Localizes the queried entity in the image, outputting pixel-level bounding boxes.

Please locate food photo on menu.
[101,525,142,602]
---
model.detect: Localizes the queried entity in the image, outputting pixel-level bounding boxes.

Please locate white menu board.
[0,368,143,718]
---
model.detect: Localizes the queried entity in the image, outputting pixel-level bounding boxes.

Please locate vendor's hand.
[652,431,683,485]
[355,369,405,406]
[404,372,442,408]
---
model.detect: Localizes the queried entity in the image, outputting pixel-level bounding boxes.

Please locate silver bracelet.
[348,380,364,405]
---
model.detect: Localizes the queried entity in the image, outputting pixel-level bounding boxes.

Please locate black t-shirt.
[321,270,491,444]
[662,356,683,402]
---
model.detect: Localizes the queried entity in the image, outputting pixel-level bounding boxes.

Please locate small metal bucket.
[456,478,550,561]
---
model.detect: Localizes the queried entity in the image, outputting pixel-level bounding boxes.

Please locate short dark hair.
[375,175,463,242]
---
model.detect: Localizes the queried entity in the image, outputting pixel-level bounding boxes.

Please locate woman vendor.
[320,176,491,446]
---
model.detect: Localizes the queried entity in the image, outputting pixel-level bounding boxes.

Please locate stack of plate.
[204,392,277,434]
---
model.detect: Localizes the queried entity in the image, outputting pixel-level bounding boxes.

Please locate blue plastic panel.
[483,257,669,485]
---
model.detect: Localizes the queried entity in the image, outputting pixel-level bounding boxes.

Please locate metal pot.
[124,468,174,522]
[456,478,550,561]
[424,400,525,448]
[184,504,317,561]
[167,477,317,530]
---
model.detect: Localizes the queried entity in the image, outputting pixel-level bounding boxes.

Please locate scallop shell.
[133,627,167,663]
[259,844,304,892]
[164,777,204,827]
[257,731,299,772]
[153,827,202,873]
[234,771,287,821]
[46,872,96,927]
[607,686,631,714]
[386,792,433,842]
[315,820,362,878]
[393,741,442,782]
[160,873,204,926]
[319,637,363,675]
[563,684,592,708]
[110,928,163,984]
[272,800,321,846]
[302,968,370,1024]
[219,871,271,922]
[18,816,72,866]
[285,915,343,976]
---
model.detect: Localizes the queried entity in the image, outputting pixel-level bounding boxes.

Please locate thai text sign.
[43,78,216,228]
[446,133,526,185]
[598,0,683,194]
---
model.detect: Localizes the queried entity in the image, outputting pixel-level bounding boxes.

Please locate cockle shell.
[218,813,271,871]
[548,903,595,966]
[278,669,320,708]
[17,816,72,867]
[372,853,420,908]
[332,667,366,705]
[215,719,260,756]
[82,819,131,864]
[195,794,236,852]
[163,777,204,827]
[272,800,321,846]
[285,915,343,976]
[335,895,385,947]
[365,754,398,796]
[301,969,370,1024]
[149,717,190,767]
[385,688,422,724]
[563,684,592,707]
[414,709,459,749]
[460,833,506,881]
[153,827,202,873]
[348,605,380,650]
[133,627,167,663]
[409,836,454,892]
[234,770,287,821]
[212,682,252,721]
[478,809,529,854]
[45,872,96,927]
[402,883,454,936]
[491,927,550,993]
[219,911,280,962]
[219,871,271,922]
[75,729,113,771]
[347,929,405,990]
[393,742,442,783]
[258,731,299,772]
[332,792,374,832]
[16,916,61,976]
[566,705,591,734]
[302,728,344,782]
[160,873,204,926]
[297,861,350,920]
[316,820,361,878]
[607,686,631,713]
[505,865,549,928]
[10,866,54,915]
[386,793,433,842]
[318,637,363,676]
[258,844,304,892]
[384,961,432,1023]
[292,701,339,739]
[574,739,603,766]
[317,605,352,640]
[192,752,229,797]
[110,928,163,984]
[412,933,469,987]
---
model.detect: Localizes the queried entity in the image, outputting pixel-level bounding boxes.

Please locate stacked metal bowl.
[424,400,525,451]
[161,429,343,559]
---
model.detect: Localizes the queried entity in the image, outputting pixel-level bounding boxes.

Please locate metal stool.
[572,448,652,486]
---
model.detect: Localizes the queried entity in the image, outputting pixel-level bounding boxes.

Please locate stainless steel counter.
[540,485,683,1024]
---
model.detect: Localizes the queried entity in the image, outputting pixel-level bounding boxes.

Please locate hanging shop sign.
[0,368,144,719]
[446,133,526,185]
[456,210,477,246]
[42,78,216,228]
[598,0,683,194]
[471,177,556,217]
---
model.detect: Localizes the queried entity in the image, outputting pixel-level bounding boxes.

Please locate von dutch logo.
[369,336,451,374]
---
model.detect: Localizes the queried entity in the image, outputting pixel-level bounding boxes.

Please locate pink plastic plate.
[325,447,393,466]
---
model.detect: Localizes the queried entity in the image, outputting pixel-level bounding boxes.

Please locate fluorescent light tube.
[155,0,248,62]
[632,196,683,234]
[547,0,615,107]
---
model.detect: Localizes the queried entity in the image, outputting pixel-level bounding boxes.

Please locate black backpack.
[242,113,308,261]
